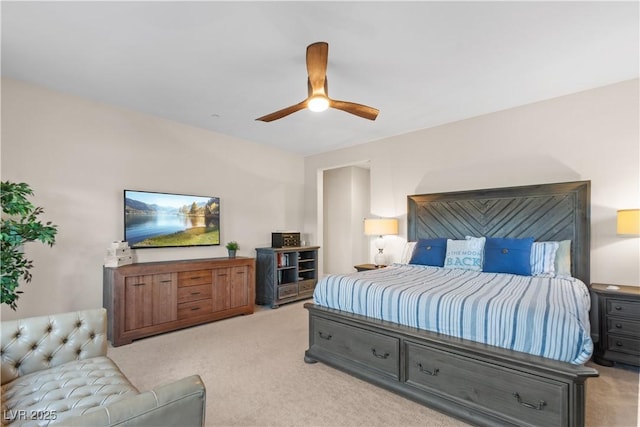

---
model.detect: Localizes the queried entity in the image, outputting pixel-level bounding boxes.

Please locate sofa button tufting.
[0,309,206,426]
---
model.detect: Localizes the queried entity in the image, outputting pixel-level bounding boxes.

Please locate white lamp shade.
[364,218,399,236]
[617,209,640,236]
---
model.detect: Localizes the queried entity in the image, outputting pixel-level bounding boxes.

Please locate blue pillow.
[483,237,534,276]
[409,238,448,267]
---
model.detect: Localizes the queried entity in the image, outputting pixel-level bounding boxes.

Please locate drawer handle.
[190,292,201,296]
[371,348,390,359]
[190,276,204,280]
[318,331,332,340]
[133,283,147,286]
[616,341,624,347]
[512,393,546,411]
[160,280,172,283]
[190,307,201,311]
[616,323,623,329]
[417,363,439,376]
[615,305,622,311]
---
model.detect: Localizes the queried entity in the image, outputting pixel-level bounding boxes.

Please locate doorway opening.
[318,162,371,275]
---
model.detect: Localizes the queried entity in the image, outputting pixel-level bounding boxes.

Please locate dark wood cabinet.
[104,257,255,346]
[591,283,640,367]
[255,246,319,308]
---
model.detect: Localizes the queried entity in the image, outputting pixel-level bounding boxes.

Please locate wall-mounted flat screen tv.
[124,190,220,249]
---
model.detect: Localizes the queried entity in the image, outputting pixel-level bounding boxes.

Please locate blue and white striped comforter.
[313,264,593,364]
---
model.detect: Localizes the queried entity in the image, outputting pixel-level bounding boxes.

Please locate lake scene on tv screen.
[125,190,220,248]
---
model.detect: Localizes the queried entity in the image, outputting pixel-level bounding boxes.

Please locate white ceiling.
[2,1,638,156]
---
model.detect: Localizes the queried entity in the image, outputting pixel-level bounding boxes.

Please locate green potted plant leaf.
[1,181,58,310]
[225,241,239,258]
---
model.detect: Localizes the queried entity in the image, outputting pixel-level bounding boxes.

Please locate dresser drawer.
[607,299,640,320]
[298,279,316,295]
[607,335,640,356]
[178,270,212,287]
[405,342,566,426]
[178,283,212,304]
[607,317,640,338]
[311,317,400,379]
[178,298,213,319]
[278,283,298,300]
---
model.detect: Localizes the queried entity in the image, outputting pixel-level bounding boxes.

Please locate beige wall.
[1,78,305,319]
[3,78,638,319]
[306,79,640,286]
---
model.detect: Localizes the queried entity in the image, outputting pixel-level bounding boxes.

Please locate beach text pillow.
[444,237,486,271]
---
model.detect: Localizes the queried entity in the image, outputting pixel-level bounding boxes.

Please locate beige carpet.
[108,301,639,427]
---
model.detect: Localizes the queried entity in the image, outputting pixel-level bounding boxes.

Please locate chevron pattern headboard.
[407,181,590,284]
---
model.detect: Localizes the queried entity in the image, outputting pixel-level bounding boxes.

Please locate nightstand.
[354,263,385,272]
[591,283,640,367]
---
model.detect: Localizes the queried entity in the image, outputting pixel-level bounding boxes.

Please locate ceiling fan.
[256,42,379,122]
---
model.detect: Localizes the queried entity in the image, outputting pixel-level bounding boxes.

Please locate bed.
[304,181,598,427]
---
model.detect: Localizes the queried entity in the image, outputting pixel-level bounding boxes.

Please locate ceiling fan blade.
[306,42,328,96]
[330,100,379,121]
[255,100,308,122]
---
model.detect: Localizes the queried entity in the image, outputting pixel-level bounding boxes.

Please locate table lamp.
[364,218,399,266]
[617,209,640,236]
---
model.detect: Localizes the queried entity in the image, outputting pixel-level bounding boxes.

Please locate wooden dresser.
[104,257,254,346]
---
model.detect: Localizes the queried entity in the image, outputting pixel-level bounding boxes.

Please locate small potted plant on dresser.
[225,241,239,258]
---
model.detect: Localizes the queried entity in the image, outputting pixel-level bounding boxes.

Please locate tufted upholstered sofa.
[1,308,206,426]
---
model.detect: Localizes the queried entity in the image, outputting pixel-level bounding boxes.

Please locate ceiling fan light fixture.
[307,96,329,112]
[256,42,379,122]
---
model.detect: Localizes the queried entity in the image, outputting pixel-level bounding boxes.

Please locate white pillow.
[399,241,417,264]
[555,240,572,278]
[444,236,486,271]
[530,241,559,277]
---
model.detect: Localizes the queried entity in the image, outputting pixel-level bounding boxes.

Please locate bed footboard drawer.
[405,342,567,427]
[311,317,400,379]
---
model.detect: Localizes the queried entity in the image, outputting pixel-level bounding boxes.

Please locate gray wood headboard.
[407,181,591,284]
